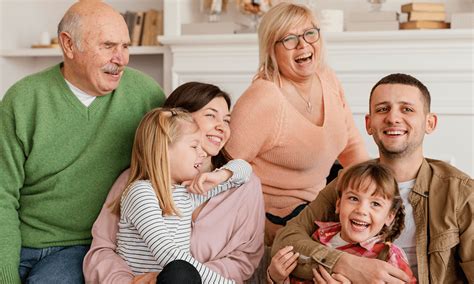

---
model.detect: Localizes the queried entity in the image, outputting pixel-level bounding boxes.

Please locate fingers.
[386,263,410,283]
[282,250,299,272]
[186,174,207,194]
[275,246,294,258]
[195,173,206,193]
[331,273,351,284]
[313,267,326,284]
[384,276,405,284]
[313,266,344,284]
[269,246,299,281]
[274,246,299,269]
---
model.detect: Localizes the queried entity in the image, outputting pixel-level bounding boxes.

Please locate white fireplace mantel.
[160,29,474,176]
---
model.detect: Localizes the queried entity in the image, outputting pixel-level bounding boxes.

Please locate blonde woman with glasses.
[225,3,369,281]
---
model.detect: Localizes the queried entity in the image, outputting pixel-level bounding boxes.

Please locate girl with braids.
[268,161,416,283]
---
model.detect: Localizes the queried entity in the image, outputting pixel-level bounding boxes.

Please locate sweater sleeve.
[0,101,24,284]
[191,159,252,207]
[200,174,265,282]
[122,184,234,284]
[225,80,283,162]
[272,179,344,280]
[83,169,134,284]
[332,76,369,167]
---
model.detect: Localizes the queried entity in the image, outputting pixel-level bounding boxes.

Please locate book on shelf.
[401,3,445,13]
[346,21,399,31]
[408,11,445,22]
[131,12,144,46]
[141,9,163,46]
[400,21,450,30]
[123,11,137,41]
[348,11,399,22]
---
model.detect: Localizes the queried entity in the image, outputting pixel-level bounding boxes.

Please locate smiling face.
[168,123,206,184]
[191,97,231,157]
[61,4,130,96]
[365,84,437,160]
[274,18,320,81]
[336,180,395,244]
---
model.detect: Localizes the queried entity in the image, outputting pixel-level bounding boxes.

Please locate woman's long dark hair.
[163,82,232,168]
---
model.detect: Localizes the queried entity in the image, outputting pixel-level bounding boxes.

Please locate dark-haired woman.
[83,82,265,284]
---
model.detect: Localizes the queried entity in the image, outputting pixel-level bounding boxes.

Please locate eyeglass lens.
[281,28,319,49]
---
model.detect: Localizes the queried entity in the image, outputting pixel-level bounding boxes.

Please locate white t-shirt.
[394,179,418,278]
[65,79,96,107]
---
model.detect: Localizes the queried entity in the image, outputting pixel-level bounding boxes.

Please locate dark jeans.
[19,245,89,284]
[157,260,202,284]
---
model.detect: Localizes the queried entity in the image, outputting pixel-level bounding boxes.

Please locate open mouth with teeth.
[104,70,119,75]
[295,52,313,64]
[384,130,407,136]
[206,135,223,146]
[350,219,370,231]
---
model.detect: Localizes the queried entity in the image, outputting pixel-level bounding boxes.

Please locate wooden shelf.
[159,29,473,46]
[0,46,167,57]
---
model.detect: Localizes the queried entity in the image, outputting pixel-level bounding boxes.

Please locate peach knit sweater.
[226,67,369,219]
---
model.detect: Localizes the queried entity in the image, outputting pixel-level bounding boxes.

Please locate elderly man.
[0,1,165,283]
[272,73,473,283]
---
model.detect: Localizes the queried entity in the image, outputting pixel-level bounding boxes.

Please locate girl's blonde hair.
[111,108,198,216]
[255,2,326,84]
[336,161,405,243]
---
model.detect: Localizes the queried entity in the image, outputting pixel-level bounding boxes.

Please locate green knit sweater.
[0,64,165,282]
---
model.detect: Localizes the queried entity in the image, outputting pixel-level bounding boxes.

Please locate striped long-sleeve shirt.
[117,159,251,284]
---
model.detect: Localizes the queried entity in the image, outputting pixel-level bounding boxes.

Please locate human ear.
[335,198,341,214]
[59,32,75,59]
[365,114,373,135]
[385,210,396,226]
[425,113,438,134]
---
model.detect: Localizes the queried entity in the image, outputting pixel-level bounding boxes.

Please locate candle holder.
[201,0,228,22]
[236,0,271,33]
[367,0,386,12]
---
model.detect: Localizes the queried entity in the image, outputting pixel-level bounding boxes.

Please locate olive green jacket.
[272,158,473,283]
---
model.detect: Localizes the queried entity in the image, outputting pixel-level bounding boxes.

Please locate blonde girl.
[114,108,251,284]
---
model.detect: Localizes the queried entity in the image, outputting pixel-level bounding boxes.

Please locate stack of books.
[346,11,399,31]
[123,9,163,46]
[400,2,450,30]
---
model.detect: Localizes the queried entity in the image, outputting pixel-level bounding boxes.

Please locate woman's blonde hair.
[336,161,405,243]
[111,108,198,216]
[255,2,326,84]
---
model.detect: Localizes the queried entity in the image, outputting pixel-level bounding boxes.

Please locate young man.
[0,2,165,282]
[272,73,473,283]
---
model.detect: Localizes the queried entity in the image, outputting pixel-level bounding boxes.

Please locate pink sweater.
[226,67,369,219]
[83,169,265,284]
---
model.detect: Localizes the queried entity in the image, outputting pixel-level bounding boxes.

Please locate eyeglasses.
[276,27,320,50]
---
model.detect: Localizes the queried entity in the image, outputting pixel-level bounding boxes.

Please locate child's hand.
[184,169,232,194]
[132,272,158,284]
[268,246,299,284]
[312,265,350,284]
